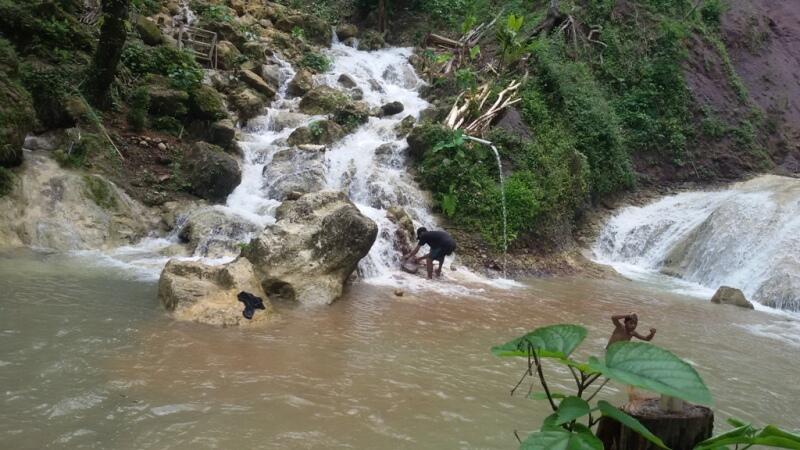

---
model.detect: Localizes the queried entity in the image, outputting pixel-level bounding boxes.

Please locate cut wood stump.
[596,398,713,450]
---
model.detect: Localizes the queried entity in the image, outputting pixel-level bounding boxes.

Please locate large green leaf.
[491,324,587,359]
[694,425,800,450]
[597,401,668,449]
[555,396,591,425]
[588,342,713,405]
[520,430,603,450]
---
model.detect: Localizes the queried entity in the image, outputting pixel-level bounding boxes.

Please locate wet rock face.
[158,258,273,326]
[178,208,259,258]
[243,190,378,305]
[287,120,344,146]
[183,142,242,202]
[287,69,314,97]
[262,146,326,200]
[710,286,754,309]
[0,153,154,250]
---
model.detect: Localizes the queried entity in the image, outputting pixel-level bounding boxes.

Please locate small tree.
[85,0,130,109]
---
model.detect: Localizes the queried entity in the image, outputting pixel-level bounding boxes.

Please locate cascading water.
[96,39,482,288]
[593,175,800,312]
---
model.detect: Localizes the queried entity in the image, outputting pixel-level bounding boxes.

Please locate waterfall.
[593,175,800,312]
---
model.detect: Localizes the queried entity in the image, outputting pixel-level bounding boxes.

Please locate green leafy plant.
[291,26,306,41]
[0,167,15,197]
[496,13,526,66]
[127,86,150,131]
[300,51,332,73]
[492,324,800,449]
[440,184,458,217]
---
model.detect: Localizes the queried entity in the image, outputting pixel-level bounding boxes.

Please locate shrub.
[54,133,105,168]
[700,0,724,27]
[83,175,118,210]
[300,51,332,73]
[127,86,150,131]
[122,44,204,90]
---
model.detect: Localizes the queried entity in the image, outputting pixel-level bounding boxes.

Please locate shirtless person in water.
[607,313,656,349]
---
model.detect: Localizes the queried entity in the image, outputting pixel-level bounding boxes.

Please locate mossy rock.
[189,84,227,120]
[147,75,189,117]
[135,16,162,46]
[53,132,106,168]
[274,13,331,46]
[287,120,344,146]
[19,62,77,129]
[357,30,385,51]
[230,88,267,123]
[181,141,242,202]
[298,86,350,115]
[215,40,242,70]
[82,174,119,210]
[333,101,369,133]
[406,122,451,161]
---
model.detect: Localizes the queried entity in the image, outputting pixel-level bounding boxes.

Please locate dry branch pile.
[444,80,522,135]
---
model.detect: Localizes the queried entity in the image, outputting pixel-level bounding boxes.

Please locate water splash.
[593,175,800,312]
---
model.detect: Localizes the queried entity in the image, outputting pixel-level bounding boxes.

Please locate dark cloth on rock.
[237,291,266,320]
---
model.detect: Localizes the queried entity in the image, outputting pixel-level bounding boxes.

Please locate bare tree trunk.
[378,0,386,33]
[85,0,130,109]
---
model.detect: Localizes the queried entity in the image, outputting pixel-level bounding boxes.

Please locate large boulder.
[298,85,349,115]
[379,101,404,117]
[287,69,314,97]
[183,142,242,202]
[209,119,236,148]
[242,190,378,304]
[158,258,273,326]
[336,24,358,41]
[189,84,227,121]
[357,30,385,51]
[148,76,189,117]
[387,206,415,256]
[710,286,754,309]
[230,88,267,122]
[274,13,331,46]
[216,40,241,70]
[0,153,154,250]
[240,69,277,99]
[177,207,259,258]
[262,146,326,200]
[287,120,344,146]
[135,16,162,45]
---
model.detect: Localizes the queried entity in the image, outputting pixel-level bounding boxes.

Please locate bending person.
[403,227,457,280]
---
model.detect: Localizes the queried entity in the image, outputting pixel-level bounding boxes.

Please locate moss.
[0,0,94,58]
[127,87,150,131]
[0,39,37,167]
[82,175,119,210]
[54,132,105,168]
[0,167,15,197]
[189,85,227,121]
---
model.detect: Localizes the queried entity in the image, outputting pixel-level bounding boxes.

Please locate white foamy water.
[594,175,800,313]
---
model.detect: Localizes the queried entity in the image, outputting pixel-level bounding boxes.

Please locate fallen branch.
[444,80,522,135]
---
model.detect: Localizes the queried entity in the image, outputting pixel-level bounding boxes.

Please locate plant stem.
[585,378,610,403]
[532,352,558,411]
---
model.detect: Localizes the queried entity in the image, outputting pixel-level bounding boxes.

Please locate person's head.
[624,314,638,332]
[416,227,427,239]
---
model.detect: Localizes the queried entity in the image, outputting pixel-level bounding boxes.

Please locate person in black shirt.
[403,227,457,279]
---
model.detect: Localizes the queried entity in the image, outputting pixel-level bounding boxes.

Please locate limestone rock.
[287,120,344,146]
[216,40,241,70]
[183,142,242,202]
[274,14,331,45]
[242,190,378,304]
[387,206,416,256]
[270,111,309,131]
[259,64,282,90]
[710,286,754,309]
[158,258,273,326]
[287,69,314,97]
[135,16,162,45]
[230,88,267,122]
[210,119,236,148]
[262,146,326,200]
[299,86,350,115]
[148,76,189,117]
[336,24,358,41]
[494,107,533,140]
[240,69,277,98]
[394,115,416,138]
[178,207,259,258]
[0,153,154,250]
[189,84,227,120]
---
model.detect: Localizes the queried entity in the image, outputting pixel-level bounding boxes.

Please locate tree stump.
[596,398,714,450]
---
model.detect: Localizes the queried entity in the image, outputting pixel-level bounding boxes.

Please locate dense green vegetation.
[404,0,759,249]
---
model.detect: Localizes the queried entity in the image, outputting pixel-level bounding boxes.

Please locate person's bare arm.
[403,244,421,261]
[611,314,629,328]
[632,328,657,341]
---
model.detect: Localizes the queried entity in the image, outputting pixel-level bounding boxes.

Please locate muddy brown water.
[1,250,798,449]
